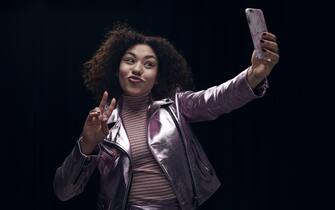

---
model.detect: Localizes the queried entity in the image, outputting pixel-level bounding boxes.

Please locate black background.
[1,0,326,209]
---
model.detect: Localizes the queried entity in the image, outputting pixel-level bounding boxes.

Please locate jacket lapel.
[104,97,174,156]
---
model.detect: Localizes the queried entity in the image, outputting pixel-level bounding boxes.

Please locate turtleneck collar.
[122,93,151,111]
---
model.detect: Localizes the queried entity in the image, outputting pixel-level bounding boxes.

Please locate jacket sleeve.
[177,68,268,122]
[53,137,100,201]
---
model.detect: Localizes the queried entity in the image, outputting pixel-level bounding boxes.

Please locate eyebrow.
[124,52,157,60]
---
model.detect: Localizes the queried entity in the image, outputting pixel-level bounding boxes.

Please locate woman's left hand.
[247,32,280,89]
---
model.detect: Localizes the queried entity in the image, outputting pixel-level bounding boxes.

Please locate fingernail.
[260,39,264,43]
[262,32,267,36]
[262,49,266,52]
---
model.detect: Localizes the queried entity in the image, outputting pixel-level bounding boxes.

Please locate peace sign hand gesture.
[80,91,116,154]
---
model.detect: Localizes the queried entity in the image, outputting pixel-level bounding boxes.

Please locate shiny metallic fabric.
[126,199,180,210]
[54,69,267,210]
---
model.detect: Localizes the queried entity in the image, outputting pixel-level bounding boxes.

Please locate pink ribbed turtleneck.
[121,94,176,203]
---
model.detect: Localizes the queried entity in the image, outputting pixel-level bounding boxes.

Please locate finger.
[86,112,100,124]
[87,107,100,119]
[262,49,280,64]
[262,32,277,42]
[99,91,108,114]
[88,108,101,120]
[100,112,110,135]
[105,98,116,118]
[89,107,100,114]
[261,39,279,54]
[101,120,109,135]
[88,112,100,117]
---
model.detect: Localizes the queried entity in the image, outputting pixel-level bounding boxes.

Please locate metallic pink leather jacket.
[54,69,266,210]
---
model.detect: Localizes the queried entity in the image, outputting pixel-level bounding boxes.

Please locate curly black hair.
[82,24,194,102]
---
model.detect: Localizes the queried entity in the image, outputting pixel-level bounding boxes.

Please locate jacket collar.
[104,97,174,155]
[107,97,174,125]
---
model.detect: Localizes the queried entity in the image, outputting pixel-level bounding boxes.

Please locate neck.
[122,93,151,111]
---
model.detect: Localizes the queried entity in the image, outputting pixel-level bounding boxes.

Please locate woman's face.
[119,44,158,96]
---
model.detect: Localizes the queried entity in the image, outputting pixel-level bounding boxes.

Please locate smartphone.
[245,8,268,59]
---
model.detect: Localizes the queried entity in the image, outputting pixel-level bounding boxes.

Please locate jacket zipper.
[104,140,133,210]
[117,143,133,210]
[166,106,199,207]
[146,108,182,207]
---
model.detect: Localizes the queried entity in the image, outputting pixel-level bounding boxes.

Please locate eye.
[144,61,156,69]
[123,57,135,64]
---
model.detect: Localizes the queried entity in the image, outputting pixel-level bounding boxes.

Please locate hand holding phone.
[245,8,268,59]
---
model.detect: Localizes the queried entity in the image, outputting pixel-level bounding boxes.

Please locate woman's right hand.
[80,91,116,154]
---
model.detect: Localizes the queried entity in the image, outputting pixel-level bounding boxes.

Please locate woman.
[53,24,279,210]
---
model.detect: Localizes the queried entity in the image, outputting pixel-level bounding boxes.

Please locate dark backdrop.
[1,0,325,209]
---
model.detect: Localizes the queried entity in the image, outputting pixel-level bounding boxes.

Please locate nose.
[132,62,143,76]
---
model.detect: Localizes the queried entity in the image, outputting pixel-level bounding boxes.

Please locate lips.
[128,76,144,83]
